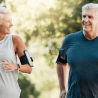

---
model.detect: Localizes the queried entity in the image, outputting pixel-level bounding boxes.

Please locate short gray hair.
[82,3,98,13]
[0,6,12,24]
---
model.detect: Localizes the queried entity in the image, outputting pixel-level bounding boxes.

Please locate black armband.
[20,50,33,67]
[56,54,67,64]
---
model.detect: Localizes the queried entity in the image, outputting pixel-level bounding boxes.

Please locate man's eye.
[83,15,86,18]
[89,16,92,18]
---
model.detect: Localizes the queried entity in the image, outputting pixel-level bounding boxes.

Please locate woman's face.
[0,13,13,35]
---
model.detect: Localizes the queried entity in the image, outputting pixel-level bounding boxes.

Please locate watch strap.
[17,64,20,71]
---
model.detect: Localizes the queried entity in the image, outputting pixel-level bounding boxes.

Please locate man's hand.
[61,93,66,98]
[59,90,66,98]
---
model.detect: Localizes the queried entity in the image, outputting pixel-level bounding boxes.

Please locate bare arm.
[57,62,68,92]
[14,35,32,74]
[1,35,32,74]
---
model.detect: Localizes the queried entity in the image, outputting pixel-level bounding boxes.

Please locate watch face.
[17,64,20,71]
[18,64,20,68]
[24,50,33,67]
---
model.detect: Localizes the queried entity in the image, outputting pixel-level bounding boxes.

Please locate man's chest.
[66,41,98,67]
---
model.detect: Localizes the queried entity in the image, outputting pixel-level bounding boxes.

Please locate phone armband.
[20,50,33,67]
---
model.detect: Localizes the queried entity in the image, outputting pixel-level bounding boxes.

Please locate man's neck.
[83,31,98,40]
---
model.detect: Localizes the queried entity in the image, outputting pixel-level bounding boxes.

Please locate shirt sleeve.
[56,36,68,63]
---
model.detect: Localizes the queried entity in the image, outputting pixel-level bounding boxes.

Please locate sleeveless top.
[0,34,21,98]
[57,30,98,98]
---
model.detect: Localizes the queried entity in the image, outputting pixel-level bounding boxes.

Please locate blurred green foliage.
[18,73,40,98]
[0,0,4,3]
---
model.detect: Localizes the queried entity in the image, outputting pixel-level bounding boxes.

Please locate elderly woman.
[0,7,32,98]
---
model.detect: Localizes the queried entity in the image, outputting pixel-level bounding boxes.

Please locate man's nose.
[84,17,88,22]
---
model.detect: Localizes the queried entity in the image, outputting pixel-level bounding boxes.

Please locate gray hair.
[82,3,98,13]
[0,6,12,24]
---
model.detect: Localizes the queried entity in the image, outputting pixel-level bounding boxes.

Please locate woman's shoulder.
[12,35,24,47]
[12,35,23,42]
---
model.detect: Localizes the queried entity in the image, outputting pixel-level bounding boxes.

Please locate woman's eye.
[7,20,10,22]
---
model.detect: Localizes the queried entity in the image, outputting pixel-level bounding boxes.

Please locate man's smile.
[83,24,91,26]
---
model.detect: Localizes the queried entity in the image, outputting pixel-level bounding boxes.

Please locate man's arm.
[57,62,68,92]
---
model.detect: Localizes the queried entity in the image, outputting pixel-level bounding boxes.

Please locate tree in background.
[0,0,5,3]
[18,73,40,98]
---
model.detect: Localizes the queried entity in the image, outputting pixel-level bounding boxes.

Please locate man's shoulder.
[65,30,82,40]
[63,30,83,43]
[66,30,82,38]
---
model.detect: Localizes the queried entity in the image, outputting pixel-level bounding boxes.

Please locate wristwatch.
[17,64,20,71]
[59,90,66,98]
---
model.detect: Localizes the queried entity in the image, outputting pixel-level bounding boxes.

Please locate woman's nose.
[10,22,13,27]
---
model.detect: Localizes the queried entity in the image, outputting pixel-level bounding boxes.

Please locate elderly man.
[56,3,98,98]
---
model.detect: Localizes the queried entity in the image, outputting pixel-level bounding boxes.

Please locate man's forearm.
[57,62,65,92]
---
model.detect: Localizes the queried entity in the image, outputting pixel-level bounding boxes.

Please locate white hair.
[0,6,12,24]
[82,3,98,13]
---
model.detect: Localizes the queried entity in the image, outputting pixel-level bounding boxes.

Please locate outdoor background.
[0,0,98,98]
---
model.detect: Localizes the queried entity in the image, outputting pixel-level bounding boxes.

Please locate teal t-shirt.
[57,30,98,98]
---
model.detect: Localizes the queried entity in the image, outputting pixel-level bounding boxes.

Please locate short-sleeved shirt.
[56,30,98,98]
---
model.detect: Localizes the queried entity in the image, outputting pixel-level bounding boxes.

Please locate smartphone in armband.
[24,50,34,67]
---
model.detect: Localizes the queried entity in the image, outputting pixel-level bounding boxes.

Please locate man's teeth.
[84,24,90,26]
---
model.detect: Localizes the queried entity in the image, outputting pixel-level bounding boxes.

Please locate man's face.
[82,8,98,33]
[0,13,13,35]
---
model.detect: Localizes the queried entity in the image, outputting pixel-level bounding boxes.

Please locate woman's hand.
[1,61,17,73]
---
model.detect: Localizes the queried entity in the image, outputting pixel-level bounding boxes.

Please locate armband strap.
[20,50,33,67]
[56,54,67,64]
[58,58,67,63]
[20,55,28,64]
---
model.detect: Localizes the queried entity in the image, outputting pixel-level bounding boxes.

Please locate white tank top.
[0,34,21,98]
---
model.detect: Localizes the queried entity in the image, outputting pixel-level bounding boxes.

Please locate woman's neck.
[0,34,6,41]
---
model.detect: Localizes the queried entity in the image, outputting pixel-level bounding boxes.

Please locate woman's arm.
[13,35,32,74]
[1,35,32,74]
